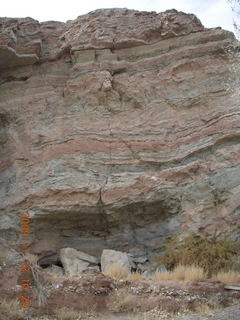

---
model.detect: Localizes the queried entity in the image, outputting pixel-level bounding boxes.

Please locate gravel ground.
[172,304,240,320]
[89,304,240,320]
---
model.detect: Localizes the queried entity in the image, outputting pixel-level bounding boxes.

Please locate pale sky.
[0,0,237,34]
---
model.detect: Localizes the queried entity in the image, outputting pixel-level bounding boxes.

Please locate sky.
[0,0,238,34]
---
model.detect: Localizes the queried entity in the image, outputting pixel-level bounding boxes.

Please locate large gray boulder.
[101,249,133,273]
[59,248,99,276]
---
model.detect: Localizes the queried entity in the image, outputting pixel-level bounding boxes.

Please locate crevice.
[96,117,113,238]
[111,68,127,76]
[128,211,139,246]
[97,186,110,238]
[0,75,29,85]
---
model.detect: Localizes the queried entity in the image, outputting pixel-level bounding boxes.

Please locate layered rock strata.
[0,9,239,256]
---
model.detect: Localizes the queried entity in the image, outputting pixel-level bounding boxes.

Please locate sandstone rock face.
[0,9,239,256]
[60,248,99,275]
[101,249,132,273]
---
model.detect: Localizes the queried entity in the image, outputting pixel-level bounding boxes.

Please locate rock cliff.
[0,8,239,256]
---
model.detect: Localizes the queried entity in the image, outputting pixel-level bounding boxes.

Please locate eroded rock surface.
[0,9,239,255]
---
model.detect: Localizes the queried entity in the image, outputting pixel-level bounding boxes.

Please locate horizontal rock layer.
[0,9,239,255]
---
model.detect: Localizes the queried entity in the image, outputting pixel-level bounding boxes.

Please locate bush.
[155,233,238,275]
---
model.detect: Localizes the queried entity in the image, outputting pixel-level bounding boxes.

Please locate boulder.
[59,248,99,276]
[128,248,151,272]
[101,249,132,273]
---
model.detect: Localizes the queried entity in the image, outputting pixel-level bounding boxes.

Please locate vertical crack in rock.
[96,117,113,238]
[97,186,110,238]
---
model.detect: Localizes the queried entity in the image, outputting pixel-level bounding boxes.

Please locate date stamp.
[19,212,32,308]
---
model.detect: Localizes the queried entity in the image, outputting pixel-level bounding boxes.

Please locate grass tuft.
[195,304,213,316]
[214,270,240,285]
[153,264,206,282]
[54,307,97,320]
[128,271,144,281]
[104,264,129,280]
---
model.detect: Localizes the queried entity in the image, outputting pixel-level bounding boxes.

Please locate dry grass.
[170,264,186,280]
[128,271,144,281]
[31,266,47,306]
[54,307,97,320]
[180,265,206,282]
[104,264,129,280]
[55,307,79,320]
[152,271,172,281]
[24,253,39,266]
[106,289,136,313]
[0,299,25,320]
[157,234,238,275]
[153,264,207,282]
[214,270,240,285]
[195,304,214,316]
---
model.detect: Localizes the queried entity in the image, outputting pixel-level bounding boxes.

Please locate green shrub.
[155,233,238,275]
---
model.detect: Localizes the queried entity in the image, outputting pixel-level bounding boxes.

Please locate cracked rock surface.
[0,8,240,255]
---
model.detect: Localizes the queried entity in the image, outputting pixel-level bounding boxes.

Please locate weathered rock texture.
[0,9,240,255]
[101,249,132,273]
[60,248,99,275]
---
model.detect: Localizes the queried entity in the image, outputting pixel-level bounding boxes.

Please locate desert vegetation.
[151,233,239,276]
[152,264,207,282]
[54,307,97,320]
[103,234,240,285]
[104,263,129,279]
[214,270,240,285]
[103,261,240,285]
